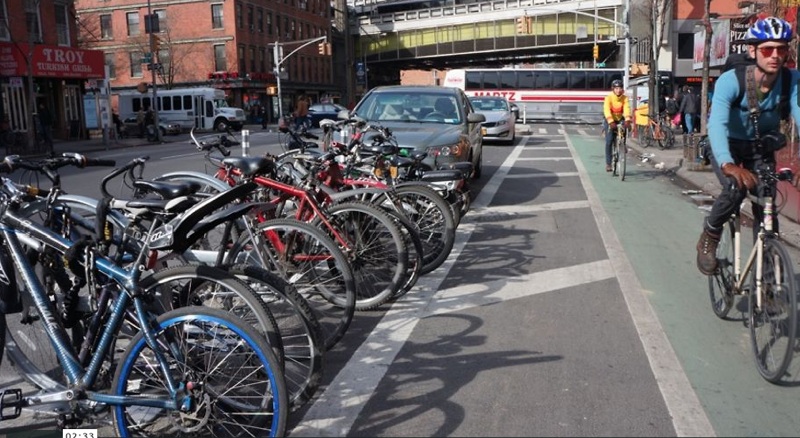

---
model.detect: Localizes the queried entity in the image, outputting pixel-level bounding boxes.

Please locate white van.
[117,87,246,132]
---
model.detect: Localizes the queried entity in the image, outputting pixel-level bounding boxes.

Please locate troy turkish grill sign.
[0,42,104,79]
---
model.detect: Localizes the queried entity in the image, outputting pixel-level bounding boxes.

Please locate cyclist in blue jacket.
[696,16,800,275]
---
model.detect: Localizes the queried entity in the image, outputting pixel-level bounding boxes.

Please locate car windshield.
[354,92,462,125]
[213,98,230,108]
[469,97,508,112]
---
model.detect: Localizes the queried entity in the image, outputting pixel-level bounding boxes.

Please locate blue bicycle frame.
[1,199,186,411]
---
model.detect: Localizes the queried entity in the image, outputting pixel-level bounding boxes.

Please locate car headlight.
[427,143,458,157]
[496,120,507,126]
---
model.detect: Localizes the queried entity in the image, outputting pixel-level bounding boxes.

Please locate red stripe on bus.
[517,96,604,102]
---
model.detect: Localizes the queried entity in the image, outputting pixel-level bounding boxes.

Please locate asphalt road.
[1,124,800,437]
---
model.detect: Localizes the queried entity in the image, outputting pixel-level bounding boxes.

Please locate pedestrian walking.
[37,102,54,149]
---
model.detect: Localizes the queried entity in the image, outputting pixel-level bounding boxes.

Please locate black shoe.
[605,165,612,172]
[696,229,721,275]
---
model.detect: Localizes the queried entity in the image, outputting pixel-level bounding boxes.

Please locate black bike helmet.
[611,79,623,88]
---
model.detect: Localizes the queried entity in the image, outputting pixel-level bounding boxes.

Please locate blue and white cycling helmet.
[745,16,793,43]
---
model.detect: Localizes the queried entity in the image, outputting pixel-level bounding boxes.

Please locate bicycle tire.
[619,132,627,181]
[229,264,324,410]
[373,184,456,275]
[708,217,736,319]
[226,217,356,352]
[322,200,409,310]
[611,135,619,177]
[111,306,288,437]
[141,264,285,365]
[382,208,424,299]
[748,237,798,383]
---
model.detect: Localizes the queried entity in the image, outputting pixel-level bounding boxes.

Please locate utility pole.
[700,0,711,136]
[147,0,161,142]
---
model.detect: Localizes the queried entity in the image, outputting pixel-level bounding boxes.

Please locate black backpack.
[665,98,678,115]
[724,53,791,120]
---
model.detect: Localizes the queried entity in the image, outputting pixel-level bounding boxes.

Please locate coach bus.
[443,68,673,124]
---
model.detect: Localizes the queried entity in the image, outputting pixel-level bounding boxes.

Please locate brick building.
[1,0,105,149]
[75,0,341,123]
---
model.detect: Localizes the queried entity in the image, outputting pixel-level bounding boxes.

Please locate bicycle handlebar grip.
[84,158,117,167]
[0,162,12,174]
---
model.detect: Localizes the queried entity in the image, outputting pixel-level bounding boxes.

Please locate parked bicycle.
[642,113,675,150]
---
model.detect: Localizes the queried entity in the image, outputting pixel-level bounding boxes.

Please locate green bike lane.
[570,132,800,437]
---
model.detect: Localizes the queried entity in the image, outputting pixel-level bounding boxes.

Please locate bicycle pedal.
[0,388,23,420]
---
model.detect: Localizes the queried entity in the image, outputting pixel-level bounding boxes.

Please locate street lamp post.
[147,0,161,142]
[271,36,328,122]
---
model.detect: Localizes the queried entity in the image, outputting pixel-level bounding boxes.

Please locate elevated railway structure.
[350,0,630,76]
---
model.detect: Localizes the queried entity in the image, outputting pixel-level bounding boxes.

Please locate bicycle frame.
[1,202,187,411]
[728,195,778,310]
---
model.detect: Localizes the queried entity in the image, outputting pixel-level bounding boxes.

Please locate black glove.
[721,163,757,190]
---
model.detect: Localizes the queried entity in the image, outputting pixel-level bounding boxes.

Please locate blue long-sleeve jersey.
[708,67,800,165]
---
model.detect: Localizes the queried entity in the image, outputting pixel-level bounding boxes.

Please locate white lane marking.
[538,128,548,134]
[563,132,716,437]
[468,200,590,218]
[504,172,579,178]
[516,157,573,161]
[424,260,614,316]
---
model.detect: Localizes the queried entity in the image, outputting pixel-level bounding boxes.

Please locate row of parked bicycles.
[0,114,473,436]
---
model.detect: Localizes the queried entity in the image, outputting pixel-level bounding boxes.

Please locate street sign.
[9,77,23,88]
[596,62,606,68]
[616,37,638,45]
[355,61,366,85]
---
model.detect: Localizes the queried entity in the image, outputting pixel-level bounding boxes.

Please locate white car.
[468,96,518,145]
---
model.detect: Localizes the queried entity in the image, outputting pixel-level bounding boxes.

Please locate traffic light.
[318,42,326,55]
[317,42,331,56]
[593,44,599,60]
[516,16,527,34]
[152,35,161,54]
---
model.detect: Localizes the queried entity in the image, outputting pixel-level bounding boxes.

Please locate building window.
[105,52,116,78]
[100,14,113,39]
[127,12,140,37]
[211,4,225,29]
[247,6,253,31]
[25,0,42,43]
[257,9,263,33]
[249,46,256,72]
[211,3,223,29]
[266,12,272,36]
[214,44,227,71]
[238,45,245,73]
[0,0,8,40]
[55,3,70,45]
[259,47,266,72]
[155,9,166,32]
[677,33,694,60]
[130,52,143,77]
[284,17,290,39]
[275,14,280,37]
[236,2,242,29]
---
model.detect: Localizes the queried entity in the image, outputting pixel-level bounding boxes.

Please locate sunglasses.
[758,46,789,57]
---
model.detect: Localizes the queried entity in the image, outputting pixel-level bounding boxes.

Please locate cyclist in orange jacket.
[603,79,632,172]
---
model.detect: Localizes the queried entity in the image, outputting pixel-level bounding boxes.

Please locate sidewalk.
[626,130,800,251]
[26,123,280,157]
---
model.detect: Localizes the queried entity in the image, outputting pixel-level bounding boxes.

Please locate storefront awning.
[0,42,104,79]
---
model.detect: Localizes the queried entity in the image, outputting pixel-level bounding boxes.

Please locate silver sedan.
[468,96,518,145]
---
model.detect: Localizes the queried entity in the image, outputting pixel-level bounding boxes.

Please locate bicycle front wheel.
[748,238,798,383]
[619,135,627,181]
[708,217,736,319]
[112,306,288,437]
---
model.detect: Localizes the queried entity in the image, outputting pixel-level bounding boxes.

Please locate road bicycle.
[611,124,627,181]
[708,161,798,383]
[0,158,288,436]
[10,153,324,411]
[642,113,675,150]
